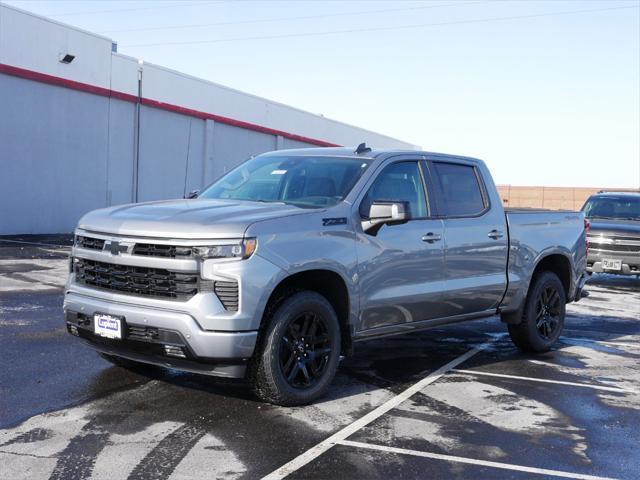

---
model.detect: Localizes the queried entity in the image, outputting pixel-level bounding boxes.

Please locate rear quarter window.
[432,162,486,216]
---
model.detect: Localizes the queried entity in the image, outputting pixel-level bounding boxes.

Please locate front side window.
[359,162,428,218]
[583,196,640,221]
[432,162,486,216]
[199,155,371,208]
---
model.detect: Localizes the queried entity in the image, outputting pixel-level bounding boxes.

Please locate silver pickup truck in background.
[64,146,588,405]
[582,191,640,276]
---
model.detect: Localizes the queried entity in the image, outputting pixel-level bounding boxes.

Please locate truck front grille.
[214,280,239,311]
[128,325,159,341]
[76,236,105,250]
[76,235,194,258]
[132,243,193,258]
[589,235,640,254]
[74,258,198,300]
[590,243,640,254]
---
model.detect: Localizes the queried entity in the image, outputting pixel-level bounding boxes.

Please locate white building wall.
[138,61,413,149]
[0,75,113,234]
[0,3,418,234]
[110,53,139,97]
[0,4,113,89]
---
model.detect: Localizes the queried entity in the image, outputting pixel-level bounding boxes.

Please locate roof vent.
[355,143,372,154]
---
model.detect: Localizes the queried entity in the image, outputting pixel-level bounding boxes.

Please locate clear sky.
[6,0,640,188]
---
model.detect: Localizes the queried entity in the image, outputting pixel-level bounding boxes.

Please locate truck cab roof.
[260,146,487,166]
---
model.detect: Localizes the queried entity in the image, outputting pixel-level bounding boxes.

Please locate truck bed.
[505,208,578,214]
[499,208,586,313]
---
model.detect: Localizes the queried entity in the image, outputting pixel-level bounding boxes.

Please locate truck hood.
[587,218,640,237]
[78,199,312,239]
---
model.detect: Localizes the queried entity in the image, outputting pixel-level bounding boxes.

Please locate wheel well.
[261,270,352,355]
[532,254,571,300]
[501,253,572,325]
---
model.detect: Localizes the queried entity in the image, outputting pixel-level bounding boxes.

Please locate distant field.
[497,185,638,210]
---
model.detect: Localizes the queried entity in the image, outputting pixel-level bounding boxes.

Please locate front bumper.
[64,292,258,378]
[587,250,640,276]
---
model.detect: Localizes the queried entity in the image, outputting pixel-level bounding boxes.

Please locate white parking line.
[262,341,494,480]
[562,336,639,350]
[338,440,617,480]
[564,327,639,338]
[453,369,637,394]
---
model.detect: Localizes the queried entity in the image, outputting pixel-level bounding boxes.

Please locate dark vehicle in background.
[582,191,640,276]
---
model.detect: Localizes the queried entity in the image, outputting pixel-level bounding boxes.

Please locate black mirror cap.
[185,190,200,199]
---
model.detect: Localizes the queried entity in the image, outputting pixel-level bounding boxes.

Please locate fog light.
[68,324,79,336]
[164,345,186,358]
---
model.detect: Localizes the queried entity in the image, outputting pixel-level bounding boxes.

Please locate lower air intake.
[214,280,239,312]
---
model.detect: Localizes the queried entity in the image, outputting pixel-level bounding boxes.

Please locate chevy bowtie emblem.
[105,240,128,256]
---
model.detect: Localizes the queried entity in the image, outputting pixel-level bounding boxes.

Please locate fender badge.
[322,217,348,226]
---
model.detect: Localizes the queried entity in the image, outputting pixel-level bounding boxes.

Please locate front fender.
[247,210,360,331]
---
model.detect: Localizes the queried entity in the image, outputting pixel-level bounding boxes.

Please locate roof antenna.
[355,142,372,154]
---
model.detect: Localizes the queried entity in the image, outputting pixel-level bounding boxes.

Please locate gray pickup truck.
[582,191,640,276]
[64,147,588,405]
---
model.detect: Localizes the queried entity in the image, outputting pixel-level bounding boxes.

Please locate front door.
[355,160,446,331]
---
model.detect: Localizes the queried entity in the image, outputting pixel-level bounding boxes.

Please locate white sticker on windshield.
[271,169,287,175]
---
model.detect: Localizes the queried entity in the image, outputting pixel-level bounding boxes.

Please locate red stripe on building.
[140,98,339,147]
[0,63,341,148]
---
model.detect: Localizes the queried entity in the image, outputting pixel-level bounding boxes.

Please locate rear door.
[355,157,447,331]
[429,160,508,316]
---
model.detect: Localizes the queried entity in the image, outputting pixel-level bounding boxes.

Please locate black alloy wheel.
[280,312,332,389]
[535,285,562,339]
[508,270,566,352]
[248,291,341,406]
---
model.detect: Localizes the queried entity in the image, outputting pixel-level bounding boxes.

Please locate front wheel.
[508,271,566,352]
[248,291,341,406]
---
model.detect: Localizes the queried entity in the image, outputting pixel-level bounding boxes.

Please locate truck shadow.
[80,272,639,415]
[43,287,637,479]
[586,273,640,292]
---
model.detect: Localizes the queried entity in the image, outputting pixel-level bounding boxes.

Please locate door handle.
[488,229,504,240]
[422,232,442,243]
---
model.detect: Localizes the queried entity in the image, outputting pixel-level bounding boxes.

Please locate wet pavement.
[1,236,639,480]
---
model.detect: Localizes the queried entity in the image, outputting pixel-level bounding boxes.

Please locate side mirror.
[363,201,409,234]
[185,189,199,199]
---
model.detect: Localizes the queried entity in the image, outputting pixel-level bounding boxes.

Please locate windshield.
[199,155,372,208]
[582,196,640,221]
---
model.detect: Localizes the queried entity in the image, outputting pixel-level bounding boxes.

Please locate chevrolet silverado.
[64,147,588,405]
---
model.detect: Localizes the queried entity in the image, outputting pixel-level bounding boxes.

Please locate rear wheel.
[248,291,341,406]
[508,271,566,352]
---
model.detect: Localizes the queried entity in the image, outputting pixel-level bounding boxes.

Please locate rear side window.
[432,162,486,216]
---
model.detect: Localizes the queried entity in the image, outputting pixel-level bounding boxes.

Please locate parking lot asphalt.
[1,236,639,480]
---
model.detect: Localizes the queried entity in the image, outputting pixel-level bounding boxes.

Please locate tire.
[248,291,341,406]
[508,271,566,353]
